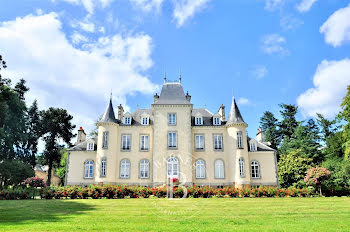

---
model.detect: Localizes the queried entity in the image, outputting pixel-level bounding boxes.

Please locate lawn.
[0,198,349,231]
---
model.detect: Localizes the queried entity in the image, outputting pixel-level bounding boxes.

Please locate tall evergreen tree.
[339,86,350,159]
[259,111,280,150]
[279,104,299,140]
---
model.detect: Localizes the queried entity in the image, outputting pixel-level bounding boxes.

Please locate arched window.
[167,157,179,178]
[195,159,206,179]
[120,159,130,178]
[214,160,224,179]
[101,158,107,177]
[251,161,260,178]
[239,158,245,178]
[84,160,94,178]
[140,159,150,179]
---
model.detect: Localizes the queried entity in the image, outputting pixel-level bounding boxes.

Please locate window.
[124,117,131,125]
[168,132,177,148]
[140,159,149,178]
[122,135,131,151]
[237,131,243,148]
[195,117,203,125]
[168,113,176,125]
[215,160,224,179]
[167,157,178,178]
[87,142,94,151]
[102,131,109,149]
[141,117,149,125]
[84,160,94,178]
[213,117,221,125]
[239,157,245,178]
[250,141,257,151]
[195,159,205,179]
[214,134,223,150]
[140,135,149,151]
[251,161,260,178]
[120,159,130,178]
[101,158,107,177]
[195,135,204,150]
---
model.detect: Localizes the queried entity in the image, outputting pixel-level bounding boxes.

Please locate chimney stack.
[118,104,124,121]
[219,104,225,121]
[256,128,265,143]
[76,127,86,144]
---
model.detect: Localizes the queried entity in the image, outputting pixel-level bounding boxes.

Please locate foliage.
[259,111,280,150]
[304,167,331,195]
[322,158,350,196]
[339,86,350,159]
[278,149,313,188]
[278,103,299,140]
[0,159,35,188]
[0,187,32,200]
[24,177,46,188]
[55,149,68,185]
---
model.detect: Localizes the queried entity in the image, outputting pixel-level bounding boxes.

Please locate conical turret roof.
[100,97,118,123]
[227,96,245,124]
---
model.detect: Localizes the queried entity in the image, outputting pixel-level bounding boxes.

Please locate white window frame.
[237,131,243,148]
[141,117,149,125]
[168,113,176,125]
[195,159,206,179]
[251,161,260,179]
[84,160,94,179]
[167,157,179,178]
[214,134,223,150]
[195,134,205,150]
[120,159,130,178]
[87,142,94,151]
[140,159,150,179]
[101,158,107,177]
[102,131,109,149]
[214,159,224,179]
[239,157,245,178]
[168,132,177,148]
[250,141,257,151]
[140,135,149,151]
[124,117,131,125]
[122,134,131,151]
[213,117,221,125]
[195,117,203,125]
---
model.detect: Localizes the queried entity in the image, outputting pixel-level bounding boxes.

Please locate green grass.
[0,198,349,231]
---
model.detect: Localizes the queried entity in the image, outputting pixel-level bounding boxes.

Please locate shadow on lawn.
[0,200,94,225]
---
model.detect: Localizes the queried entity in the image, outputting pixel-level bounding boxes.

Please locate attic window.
[141,117,149,125]
[195,116,203,125]
[213,117,221,125]
[124,117,131,125]
[87,142,94,151]
[250,140,257,151]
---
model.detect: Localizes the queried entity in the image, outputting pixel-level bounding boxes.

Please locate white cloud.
[280,15,303,30]
[0,13,158,134]
[78,20,95,32]
[237,97,250,105]
[173,0,210,27]
[252,65,268,79]
[320,4,350,47]
[71,31,88,44]
[296,0,318,13]
[261,34,289,56]
[130,0,164,12]
[53,0,114,14]
[297,58,350,118]
[264,0,284,11]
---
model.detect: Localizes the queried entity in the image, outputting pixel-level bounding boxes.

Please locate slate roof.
[154,83,191,105]
[100,98,119,123]
[247,137,275,151]
[226,97,245,124]
[68,137,97,151]
[191,108,227,126]
[120,109,154,126]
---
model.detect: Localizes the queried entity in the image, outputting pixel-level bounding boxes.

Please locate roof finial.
[110,89,113,99]
[164,70,167,83]
[179,68,182,84]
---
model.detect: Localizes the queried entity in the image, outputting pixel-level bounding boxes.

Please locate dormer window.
[124,117,131,125]
[213,117,221,125]
[195,117,203,125]
[141,117,149,125]
[249,139,257,151]
[87,142,94,151]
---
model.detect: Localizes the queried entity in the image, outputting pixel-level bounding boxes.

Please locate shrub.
[24,177,46,188]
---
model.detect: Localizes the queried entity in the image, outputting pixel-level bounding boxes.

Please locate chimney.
[76,126,86,144]
[256,128,265,143]
[219,104,225,121]
[154,93,159,103]
[118,104,124,121]
[186,91,191,102]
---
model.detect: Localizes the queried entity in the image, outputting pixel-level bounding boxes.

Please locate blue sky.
[1,0,350,139]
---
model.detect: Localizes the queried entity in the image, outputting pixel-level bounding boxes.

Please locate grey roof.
[247,137,275,151]
[191,108,226,126]
[121,109,154,126]
[226,97,245,124]
[69,137,97,151]
[100,98,119,123]
[154,83,191,105]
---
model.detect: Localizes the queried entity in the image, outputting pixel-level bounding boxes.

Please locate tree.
[279,104,299,140]
[316,113,336,142]
[304,167,331,195]
[0,159,35,188]
[339,86,350,159]
[259,111,280,150]
[55,149,68,185]
[40,108,75,185]
[278,149,313,188]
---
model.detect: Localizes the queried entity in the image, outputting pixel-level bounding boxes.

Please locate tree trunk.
[46,159,53,186]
